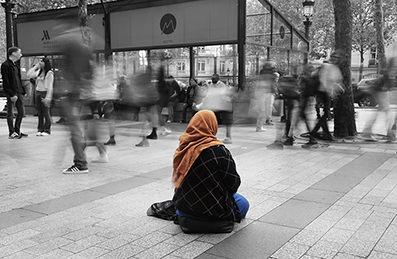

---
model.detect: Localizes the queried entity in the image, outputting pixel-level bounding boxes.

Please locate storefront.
[13,0,309,115]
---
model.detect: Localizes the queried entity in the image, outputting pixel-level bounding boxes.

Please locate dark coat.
[1,59,25,97]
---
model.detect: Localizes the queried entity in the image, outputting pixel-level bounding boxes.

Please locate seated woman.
[172,110,249,232]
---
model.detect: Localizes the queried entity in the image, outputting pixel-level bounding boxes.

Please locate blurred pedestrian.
[180,77,198,123]
[1,46,28,139]
[256,60,278,131]
[362,57,396,141]
[103,74,126,146]
[57,29,95,174]
[306,50,344,145]
[166,75,181,123]
[146,64,171,140]
[27,57,54,136]
[201,74,236,144]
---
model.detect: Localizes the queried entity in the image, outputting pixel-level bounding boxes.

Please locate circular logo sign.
[160,13,177,35]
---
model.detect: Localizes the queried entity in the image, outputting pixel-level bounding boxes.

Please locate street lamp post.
[302,0,315,64]
[302,0,314,40]
[1,0,16,51]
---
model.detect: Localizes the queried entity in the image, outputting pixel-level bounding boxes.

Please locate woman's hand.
[42,98,52,107]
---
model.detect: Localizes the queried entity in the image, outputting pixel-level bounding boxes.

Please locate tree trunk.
[78,0,91,46]
[375,0,387,71]
[332,0,357,137]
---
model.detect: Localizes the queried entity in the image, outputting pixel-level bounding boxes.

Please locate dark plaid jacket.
[173,145,242,222]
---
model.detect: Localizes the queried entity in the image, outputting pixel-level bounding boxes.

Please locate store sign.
[16,15,105,55]
[111,0,238,49]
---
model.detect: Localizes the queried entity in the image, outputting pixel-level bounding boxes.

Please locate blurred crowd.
[4,21,397,174]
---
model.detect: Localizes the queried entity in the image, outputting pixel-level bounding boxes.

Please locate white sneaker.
[223,137,233,144]
[36,132,42,136]
[41,132,50,136]
[92,153,109,163]
[160,126,172,135]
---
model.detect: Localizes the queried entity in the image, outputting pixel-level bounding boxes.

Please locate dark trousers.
[35,91,51,133]
[182,102,196,121]
[63,96,87,169]
[6,94,25,136]
[311,91,331,136]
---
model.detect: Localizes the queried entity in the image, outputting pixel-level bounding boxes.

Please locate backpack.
[301,66,322,97]
[278,76,300,99]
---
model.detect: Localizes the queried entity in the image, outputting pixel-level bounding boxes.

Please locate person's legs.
[256,98,266,129]
[6,97,15,136]
[233,193,249,219]
[14,94,25,135]
[35,91,45,133]
[147,105,159,139]
[65,99,87,170]
[264,93,274,124]
[43,104,51,134]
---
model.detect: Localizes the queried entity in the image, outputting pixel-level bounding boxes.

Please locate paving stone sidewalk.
[1,109,397,259]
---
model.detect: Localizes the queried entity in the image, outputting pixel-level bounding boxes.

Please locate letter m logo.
[42,30,50,41]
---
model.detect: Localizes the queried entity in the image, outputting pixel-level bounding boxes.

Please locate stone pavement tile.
[299,256,322,259]
[130,232,173,248]
[23,237,72,256]
[374,224,397,254]
[245,199,284,220]
[310,175,363,193]
[270,241,309,259]
[163,232,202,246]
[22,190,109,215]
[340,237,378,258]
[65,246,110,259]
[60,234,108,253]
[96,244,145,259]
[61,225,106,241]
[0,229,41,245]
[315,206,351,222]
[193,253,226,259]
[134,242,181,259]
[368,251,397,259]
[259,199,330,229]
[333,217,367,232]
[293,188,345,205]
[95,234,140,250]
[89,176,157,195]
[320,228,355,245]
[159,224,183,235]
[0,208,44,230]
[0,219,44,235]
[290,229,325,246]
[306,240,344,259]
[196,232,234,245]
[202,221,300,259]
[0,239,38,258]
[305,219,337,233]
[170,241,213,259]
[39,248,74,259]
[332,252,363,259]
[1,251,39,259]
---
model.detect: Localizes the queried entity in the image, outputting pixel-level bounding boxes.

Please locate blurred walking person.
[306,50,344,145]
[27,57,54,136]
[362,58,396,141]
[180,77,198,123]
[57,29,95,174]
[256,60,278,131]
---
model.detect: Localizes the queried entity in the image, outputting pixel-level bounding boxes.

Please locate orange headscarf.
[173,110,224,188]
